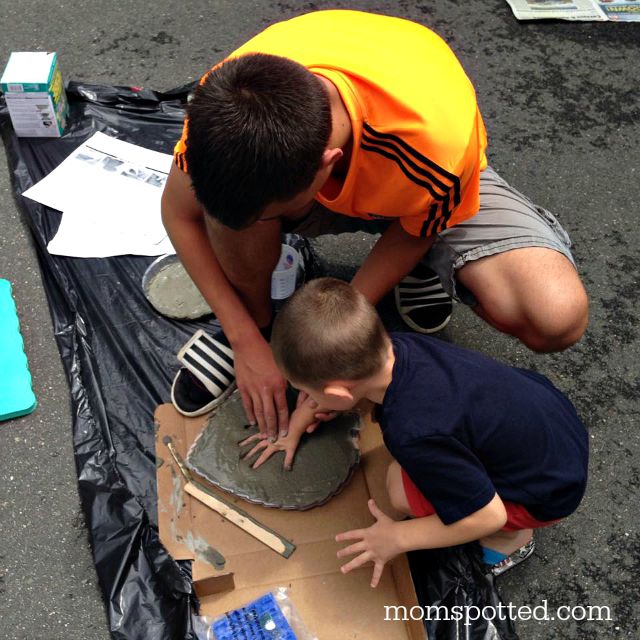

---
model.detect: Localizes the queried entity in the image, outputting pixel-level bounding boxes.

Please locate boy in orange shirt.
[161,10,588,440]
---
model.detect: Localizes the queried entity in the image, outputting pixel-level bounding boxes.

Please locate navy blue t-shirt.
[376,333,588,525]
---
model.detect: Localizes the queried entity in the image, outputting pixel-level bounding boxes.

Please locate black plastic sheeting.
[1,81,205,640]
[0,83,518,640]
[410,544,518,639]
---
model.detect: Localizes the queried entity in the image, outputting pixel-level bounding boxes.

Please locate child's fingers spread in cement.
[252,446,279,469]
[242,440,268,462]
[316,411,337,421]
[283,448,296,471]
[237,433,263,448]
[305,421,320,434]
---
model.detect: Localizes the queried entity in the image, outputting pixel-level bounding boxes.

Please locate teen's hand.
[234,337,289,441]
[335,500,401,588]
[296,391,338,433]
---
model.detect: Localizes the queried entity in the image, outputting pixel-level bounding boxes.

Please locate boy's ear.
[321,147,343,169]
[322,383,354,403]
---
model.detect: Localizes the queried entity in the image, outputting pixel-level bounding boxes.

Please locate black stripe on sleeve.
[420,203,439,237]
[361,133,449,196]
[361,140,455,233]
[361,142,449,205]
[363,122,461,206]
[438,193,452,232]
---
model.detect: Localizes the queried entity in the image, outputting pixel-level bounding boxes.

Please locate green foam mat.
[0,279,36,420]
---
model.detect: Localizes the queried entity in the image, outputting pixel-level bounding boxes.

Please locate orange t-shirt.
[174,10,488,237]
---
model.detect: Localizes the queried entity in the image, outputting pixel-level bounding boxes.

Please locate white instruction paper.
[23,131,176,257]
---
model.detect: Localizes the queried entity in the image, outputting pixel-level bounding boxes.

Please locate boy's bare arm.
[351,219,436,305]
[392,493,507,552]
[161,163,263,346]
[336,494,507,587]
[161,164,290,438]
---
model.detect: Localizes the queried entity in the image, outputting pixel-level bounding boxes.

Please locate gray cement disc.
[142,254,213,320]
[186,392,361,510]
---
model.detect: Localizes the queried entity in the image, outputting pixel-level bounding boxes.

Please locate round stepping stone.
[187,392,361,510]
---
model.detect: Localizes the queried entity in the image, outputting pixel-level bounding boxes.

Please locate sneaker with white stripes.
[489,538,536,577]
[171,329,236,417]
[394,263,453,334]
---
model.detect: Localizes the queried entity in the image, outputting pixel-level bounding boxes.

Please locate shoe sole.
[394,286,452,334]
[170,376,237,417]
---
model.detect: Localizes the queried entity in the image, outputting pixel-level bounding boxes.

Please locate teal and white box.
[1,52,68,137]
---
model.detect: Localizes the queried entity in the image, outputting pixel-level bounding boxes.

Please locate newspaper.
[505,0,640,21]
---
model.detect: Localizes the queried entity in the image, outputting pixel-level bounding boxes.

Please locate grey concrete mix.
[143,256,213,320]
[189,392,360,509]
[0,1,638,639]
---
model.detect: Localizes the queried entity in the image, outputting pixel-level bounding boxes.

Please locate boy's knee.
[386,461,412,515]
[463,249,589,353]
[521,287,589,353]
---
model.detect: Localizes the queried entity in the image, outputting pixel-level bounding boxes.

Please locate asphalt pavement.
[0,1,638,639]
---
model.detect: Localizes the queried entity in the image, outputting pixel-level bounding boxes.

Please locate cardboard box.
[155,404,426,640]
[1,52,68,137]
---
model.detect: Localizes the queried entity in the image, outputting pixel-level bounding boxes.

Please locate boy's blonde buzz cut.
[271,277,389,387]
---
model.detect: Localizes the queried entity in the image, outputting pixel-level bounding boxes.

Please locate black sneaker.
[394,263,452,334]
[171,330,236,417]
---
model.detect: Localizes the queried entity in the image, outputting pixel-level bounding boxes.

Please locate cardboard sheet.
[155,404,426,640]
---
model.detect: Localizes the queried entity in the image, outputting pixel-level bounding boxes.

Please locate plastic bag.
[193,588,318,640]
[409,543,519,640]
[1,81,207,640]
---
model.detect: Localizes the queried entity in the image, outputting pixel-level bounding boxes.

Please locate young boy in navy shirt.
[243,277,588,585]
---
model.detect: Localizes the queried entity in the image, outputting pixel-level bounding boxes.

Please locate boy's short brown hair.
[271,278,389,386]
[185,53,331,230]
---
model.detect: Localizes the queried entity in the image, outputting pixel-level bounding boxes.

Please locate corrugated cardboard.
[155,404,426,639]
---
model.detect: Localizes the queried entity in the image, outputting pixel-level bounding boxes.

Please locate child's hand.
[239,429,303,471]
[238,397,326,470]
[335,500,401,588]
[296,390,338,433]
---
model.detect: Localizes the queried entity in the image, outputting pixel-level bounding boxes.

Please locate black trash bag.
[0,80,322,640]
[409,542,519,640]
[1,81,209,640]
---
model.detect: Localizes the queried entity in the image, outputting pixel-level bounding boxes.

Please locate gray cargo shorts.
[287,166,576,305]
